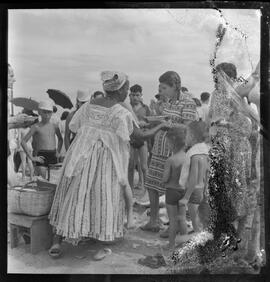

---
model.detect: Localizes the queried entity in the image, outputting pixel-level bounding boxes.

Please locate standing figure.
[21,100,63,179]
[48,71,170,258]
[141,71,196,233]
[128,84,151,195]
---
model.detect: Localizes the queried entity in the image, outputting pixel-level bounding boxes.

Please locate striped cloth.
[146,97,196,194]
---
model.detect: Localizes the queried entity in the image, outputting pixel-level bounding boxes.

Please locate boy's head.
[166,125,187,152]
[38,101,54,122]
[129,84,143,105]
[200,92,210,104]
[216,62,237,80]
[185,120,209,147]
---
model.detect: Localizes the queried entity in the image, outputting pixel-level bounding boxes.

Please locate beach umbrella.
[11,97,39,111]
[47,89,73,109]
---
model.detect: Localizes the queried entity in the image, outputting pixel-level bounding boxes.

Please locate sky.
[8,9,260,115]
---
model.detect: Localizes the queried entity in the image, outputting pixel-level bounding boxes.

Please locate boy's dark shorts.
[36,150,57,166]
[165,188,204,206]
[165,189,185,205]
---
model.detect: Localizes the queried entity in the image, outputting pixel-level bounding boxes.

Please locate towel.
[179,142,210,188]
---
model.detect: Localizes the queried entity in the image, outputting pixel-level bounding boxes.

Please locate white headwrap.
[101,71,128,92]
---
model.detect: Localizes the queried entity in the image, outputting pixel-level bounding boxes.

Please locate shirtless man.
[21,100,63,179]
[64,90,90,151]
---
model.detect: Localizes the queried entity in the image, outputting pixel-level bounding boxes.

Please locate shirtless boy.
[21,100,63,179]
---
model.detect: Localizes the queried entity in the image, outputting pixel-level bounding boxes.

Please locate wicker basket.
[8,180,57,216]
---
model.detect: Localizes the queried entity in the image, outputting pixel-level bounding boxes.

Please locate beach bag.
[8,180,56,216]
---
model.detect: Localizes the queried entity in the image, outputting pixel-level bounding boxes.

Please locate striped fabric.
[147,97,196,193]
[49,103,135,242]
[145,154,168,194]
[152,98,196,157]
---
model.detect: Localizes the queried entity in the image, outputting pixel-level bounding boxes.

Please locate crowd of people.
[8,62,261,266]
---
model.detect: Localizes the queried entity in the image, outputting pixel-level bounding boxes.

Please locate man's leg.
[128,146,135,191]
[138,142,149,192]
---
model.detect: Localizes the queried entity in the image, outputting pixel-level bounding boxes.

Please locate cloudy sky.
[8,9,260,114]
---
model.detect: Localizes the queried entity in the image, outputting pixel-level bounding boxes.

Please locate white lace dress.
[49,102,136,242]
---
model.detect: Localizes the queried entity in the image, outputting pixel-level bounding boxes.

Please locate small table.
[8,213,53,254]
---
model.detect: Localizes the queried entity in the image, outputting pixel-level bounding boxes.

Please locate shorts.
[166,189,185,205]
[189,188,204,205]
[36,150,57,167]
[165,188,204,206]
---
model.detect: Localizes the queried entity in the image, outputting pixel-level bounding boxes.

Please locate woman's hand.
[139,120,149,128]
[160,120,172,130]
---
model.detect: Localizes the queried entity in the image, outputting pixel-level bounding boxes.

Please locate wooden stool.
[9,213,53,254]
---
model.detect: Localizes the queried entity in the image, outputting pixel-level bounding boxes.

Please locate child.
[21,100,63,179]
[17,127,34,181]
[178,121,210,234]
[162,126,187,251]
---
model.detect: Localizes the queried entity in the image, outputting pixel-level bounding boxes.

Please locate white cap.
[38,100,53,112]
[76,90,90,102]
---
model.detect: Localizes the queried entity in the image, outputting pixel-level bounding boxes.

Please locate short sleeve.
[182,99,197,122]
[69,104,86,133]
[115,110,136,142]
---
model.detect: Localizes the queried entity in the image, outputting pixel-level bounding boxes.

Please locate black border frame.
[1,2,269,282]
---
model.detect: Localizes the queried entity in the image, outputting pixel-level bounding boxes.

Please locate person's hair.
[53,106,57,113]
[188,120,209,144]
[61,111,69,120]
[192,98,202,107]
[93,91,104,99]
[167,126,187,151]
[200,92,210,102]
[130,84,142,94]
[216,62,237,80]
[105,80,129,100]
[181,86,188,92]
[159,71,181,98]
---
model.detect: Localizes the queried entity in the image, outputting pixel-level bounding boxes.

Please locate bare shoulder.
[31,122,40,132]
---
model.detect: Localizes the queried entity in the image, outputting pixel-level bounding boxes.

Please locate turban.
[101,71,128,92]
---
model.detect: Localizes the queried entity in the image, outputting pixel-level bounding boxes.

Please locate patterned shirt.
[152,95,196,157]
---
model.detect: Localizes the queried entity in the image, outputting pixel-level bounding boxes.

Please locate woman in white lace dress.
[48,71,170,259]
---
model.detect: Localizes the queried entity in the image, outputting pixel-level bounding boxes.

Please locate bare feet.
[48,243,62,258]
[140,222,160,232]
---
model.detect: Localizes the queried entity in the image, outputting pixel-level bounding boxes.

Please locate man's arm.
[55,124,63,157]
[132,121,171,141]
